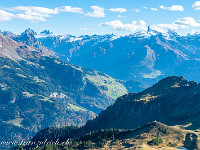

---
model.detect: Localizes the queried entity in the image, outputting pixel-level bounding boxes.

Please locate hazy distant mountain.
[34,27,200,85]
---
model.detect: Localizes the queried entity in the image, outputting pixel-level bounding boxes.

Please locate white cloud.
[173,17,200,28]
[192,1,200,10]
[100,20,147,32]
[153,17,200,31]
[86,6,105,17]
[58,6,83,14]
[160,5,184,11]
[4,6,84,22]
[12,6,59,14]
[80,27,88,31]
[150,8,158,11]
[0,10,15,21]
[154,24,175,30]
[143,7,148,9]
[9,6,58,22]
[15,14,47,21]
[109,8,127,13]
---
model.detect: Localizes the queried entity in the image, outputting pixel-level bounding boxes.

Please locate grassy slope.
[85,71,127,100]
[22,122,200,150]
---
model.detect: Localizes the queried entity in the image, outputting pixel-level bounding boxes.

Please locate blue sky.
[0,0,200,36]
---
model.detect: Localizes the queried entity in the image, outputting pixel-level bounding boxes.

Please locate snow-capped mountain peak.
[132,26,180,41]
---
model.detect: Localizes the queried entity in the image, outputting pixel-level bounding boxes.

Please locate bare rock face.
[0,33,48,61]
[9,28,56,58]
[0,33,22,60]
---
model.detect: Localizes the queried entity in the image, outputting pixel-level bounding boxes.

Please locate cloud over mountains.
[100,20,147,31]
[2,6,83,22]
[86,6,105,18]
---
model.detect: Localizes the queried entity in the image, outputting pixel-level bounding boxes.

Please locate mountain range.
[4,27,200,86]
[18,27,200,86]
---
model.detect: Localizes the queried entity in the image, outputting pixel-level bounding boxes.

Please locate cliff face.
[9,28,56,58]
[84,76,200,131]
[0,33,37,60]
